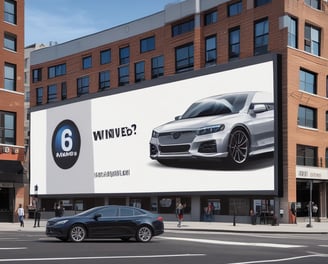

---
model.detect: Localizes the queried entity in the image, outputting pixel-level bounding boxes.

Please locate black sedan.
[46,205,164,242]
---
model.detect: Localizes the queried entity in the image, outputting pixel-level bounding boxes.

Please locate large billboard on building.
[30,55,280,196]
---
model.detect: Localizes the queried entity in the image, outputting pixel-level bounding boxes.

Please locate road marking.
[0,248,27,250]
[160,237,305,248]
[0,254,205,262]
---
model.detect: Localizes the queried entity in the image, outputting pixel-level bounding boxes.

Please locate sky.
[24,0,180,46]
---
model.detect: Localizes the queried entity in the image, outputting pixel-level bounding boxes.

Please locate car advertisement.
[30,57,278,195]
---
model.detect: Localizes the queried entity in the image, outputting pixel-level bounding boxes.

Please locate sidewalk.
[1,219,327,234]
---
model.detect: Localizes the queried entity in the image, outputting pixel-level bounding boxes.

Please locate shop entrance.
[0,187,14,222]
[296,181,320,217]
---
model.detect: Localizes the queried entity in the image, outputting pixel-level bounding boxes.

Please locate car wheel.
[69,224,86,242]
[135,225,152,242]
[228,128,249,165]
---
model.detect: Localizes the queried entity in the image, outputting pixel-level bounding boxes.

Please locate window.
[299,69,316,94]
[305,0,320,10]
[205,35,217,66]
[298,105,317,128]
[32,68,42,83]
[304,24,320,56]
[175,43,194,73]
[82,56,92,69]
[135,61,145,83]
[228,1,242,16]
[4,63,16,91]
[36,87,43,105]
[287,16,297,48]
[0,111,15,145]
[4,33,16,51]
[118,66,129,86]
[140,36,155,53]
[48,63,66,78]
[229,27,240,60]
[254,0,271,7]
[77,76,89,96]
[172,19,194,37]
[47,84,57,103]
[151,55,164,79]
[297,145,317,166]
[25,91,30,102]
[61,82,67,100]
[204,11,218,25]
[254,18,269,55]
[4,0,16,24]
[99,70,110,90]
[100,49,111,65]
[119,46,130,65]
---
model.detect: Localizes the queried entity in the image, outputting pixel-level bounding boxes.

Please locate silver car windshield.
[181,94,247,119]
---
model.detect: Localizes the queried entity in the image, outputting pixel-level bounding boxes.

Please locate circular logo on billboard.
[52,120,81,169]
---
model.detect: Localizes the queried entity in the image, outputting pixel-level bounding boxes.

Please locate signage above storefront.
[296,165,328,180]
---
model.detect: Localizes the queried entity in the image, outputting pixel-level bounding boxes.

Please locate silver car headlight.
[54,219,69,226]
[197,124,225,135]
[152,130,159,138]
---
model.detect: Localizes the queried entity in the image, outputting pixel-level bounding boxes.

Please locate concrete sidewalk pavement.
[1,219,327,234]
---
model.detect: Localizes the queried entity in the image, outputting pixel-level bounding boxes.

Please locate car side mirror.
[175,115,182,120]
[250,104,267,115]
[94,213,102,220]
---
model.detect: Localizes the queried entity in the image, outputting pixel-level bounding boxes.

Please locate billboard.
[30,55,279,196]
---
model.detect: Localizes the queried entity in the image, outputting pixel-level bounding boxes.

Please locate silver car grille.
[158,131,196,145]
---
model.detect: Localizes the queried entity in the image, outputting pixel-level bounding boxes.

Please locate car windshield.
[181,94,247,119]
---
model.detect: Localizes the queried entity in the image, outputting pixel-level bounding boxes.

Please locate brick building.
[0,0,26,222]
[29,0,328,223]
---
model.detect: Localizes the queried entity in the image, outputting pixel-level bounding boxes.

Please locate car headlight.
[152,130,159,138]
[54,219,69,226]
[197,124,225,135]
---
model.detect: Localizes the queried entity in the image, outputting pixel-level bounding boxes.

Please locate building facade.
[29,0,328,223]
[0,0,26,222]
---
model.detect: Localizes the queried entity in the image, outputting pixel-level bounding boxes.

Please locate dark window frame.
[82,56,92,69]
[298,105,317,129]
[36,87,43,105]
[140,36,155,53]
[305,0,320,10]
[172,19,195,37]
[77,76,89,96]
[296,144,318,167]
[48,63,66,79]
[99,70,110,90]
[135,61,145,83]
[4,32,16,51]
[254,18,269,55]
[118,66,129,86]
[32,68,42,83]
[4,0,16,24]
[204,10,218,25]
[100,49,111,65]
[119,46,130,65]
[47,84,57,103]
[151,55,164,79]
[254,0,272,7]
[304,23,320,56]
[0,111,16,145]
[175,43,194,73]
[287,16,298,48]
[229,27,240,60]
[205,35,217,66]
[4,63,16,91]
[228,1,242,17]
[299,68,317,94]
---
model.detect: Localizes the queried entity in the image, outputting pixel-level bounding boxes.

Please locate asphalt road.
[0,229,327,264]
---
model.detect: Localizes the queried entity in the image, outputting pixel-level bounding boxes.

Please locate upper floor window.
[36,87,43,105]
[4,63,16,91]
[300,68,317,94]
[287,16,297,48]
[99,70,110,90]
[229,27,240,60]
[77,76,89,96]
[172,19,194,37]
[304,24,320,56]
[135,61,145,83]
[254,18,269,55]
[175,43,194,73]
[118,66,129,86]
[48,63,66,79]
[204,11,218,25]
[305,0,320,10]
[47,84,57,103]
[82,56,92,69]
[32,68,42,83]
[151,55,164,79]
[100,49,111,65]
[228,1,242,16]
[205,35,217,66]
[254,0,271,7]
[119,46,130,65]
[61,82,67,100]
[140,36,155,53]
[0,111,16,145]
[4,32,16,51]
[4,0,16,24]
[297,144,317,166]
[298,105,317,128]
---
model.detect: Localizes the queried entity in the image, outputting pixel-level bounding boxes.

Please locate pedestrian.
[176,202,184,227]
[250,209,256,225]
[33,198,41,227]
[17,204,24,227]
[204,202,214,221]
[59,201,65,217]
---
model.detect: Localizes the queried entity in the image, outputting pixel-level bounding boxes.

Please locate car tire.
[69,224,86,242]
[135,225,153,242]
[228,128,249,165]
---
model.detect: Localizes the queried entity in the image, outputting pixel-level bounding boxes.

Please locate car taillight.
[157,216,164,222]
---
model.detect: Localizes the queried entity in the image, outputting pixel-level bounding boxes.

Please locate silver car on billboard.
[150,91,274,166]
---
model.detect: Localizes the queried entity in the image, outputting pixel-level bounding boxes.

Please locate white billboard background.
[30,61,275,195]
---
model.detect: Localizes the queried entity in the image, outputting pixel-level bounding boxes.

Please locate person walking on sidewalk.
[17,204,24,227]
[176,202,184,227]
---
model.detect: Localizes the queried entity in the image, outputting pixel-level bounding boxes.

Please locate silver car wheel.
[228,129,249,164]
[136,226,152,242]
[69,225,86,242]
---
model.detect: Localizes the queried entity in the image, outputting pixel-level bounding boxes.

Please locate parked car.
[150,91,274,166]
[46,205,164,242]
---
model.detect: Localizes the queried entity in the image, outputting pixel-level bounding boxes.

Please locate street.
[0,229,327,264]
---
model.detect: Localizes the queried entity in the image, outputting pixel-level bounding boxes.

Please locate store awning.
[0,160,25,183]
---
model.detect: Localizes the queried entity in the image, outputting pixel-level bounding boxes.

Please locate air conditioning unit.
[3,146,10,153]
